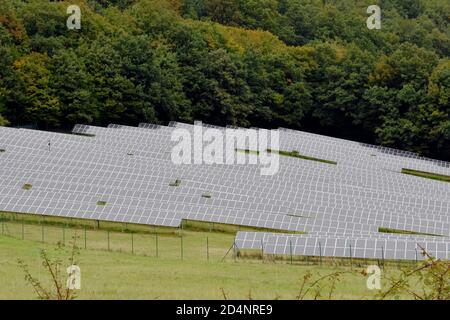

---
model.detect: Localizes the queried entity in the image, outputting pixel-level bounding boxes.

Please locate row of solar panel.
[1,122,450,261]
[1,123,448,235]
[235,232,450,260]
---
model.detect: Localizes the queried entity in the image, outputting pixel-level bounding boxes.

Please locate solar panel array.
[234,232,450,260]
[0,121,449,261]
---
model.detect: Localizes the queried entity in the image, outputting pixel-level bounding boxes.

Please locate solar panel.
[236,232,450,261]
[1,121,450,259]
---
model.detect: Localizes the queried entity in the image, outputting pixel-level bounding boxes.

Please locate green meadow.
[0,214,410,300]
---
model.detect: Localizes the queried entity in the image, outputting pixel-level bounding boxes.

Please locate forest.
[0,0,449,159]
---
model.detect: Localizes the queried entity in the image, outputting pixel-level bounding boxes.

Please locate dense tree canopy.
[0,0,449,159]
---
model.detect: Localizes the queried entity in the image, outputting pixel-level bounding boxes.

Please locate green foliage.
[18,241,80,300]
[0,115,8,126]
[296,270,349,300]
[91,0,138,10]
[13,53,61,128]
[0,0,449,160]
[376,247,450,300]
[204,0,242,25]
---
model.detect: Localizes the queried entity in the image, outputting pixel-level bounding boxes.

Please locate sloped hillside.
[0,0,449,160]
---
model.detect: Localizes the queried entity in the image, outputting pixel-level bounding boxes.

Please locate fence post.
[181,234,184,260]
[206,237,209,262]
[107,230,110,251]
[62,224,65,246]
[41,223,44,243]
[260,240,264,261]
[22,218,24,240]
[289,239,293,265]
[381,245,385,270]
[84,226,87,249]
[349,244,353,269]
[319,241,322,266]
[155,232,159,258]
[131,232,134,254]
[233,242,237,262]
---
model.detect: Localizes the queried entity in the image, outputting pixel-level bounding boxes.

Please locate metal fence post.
[349,244,353,269]
[260,240,264,261]
[155,232,159,258]
[289,239,293,265]
[181,234,184,260]
[84,226,87,249]
[131,232,134,254]
[107,230,110,251]
[206,237,209,262]
[21,218,24,240]
[319,241,323,266]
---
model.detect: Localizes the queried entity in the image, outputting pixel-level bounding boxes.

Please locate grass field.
[0,235,382,300]
[0,213,413,300]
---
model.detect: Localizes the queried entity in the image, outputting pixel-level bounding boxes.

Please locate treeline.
[0,0,449,159]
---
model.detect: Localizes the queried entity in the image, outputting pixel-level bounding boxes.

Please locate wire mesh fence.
[0,213,421,269]
[0,215,231,263]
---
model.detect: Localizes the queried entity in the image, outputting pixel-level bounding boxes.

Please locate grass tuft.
[401,168,450,183]
[72,133,95,137]
[378,227,441,237]
[236,149,337,165]
[169,179,181,187]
